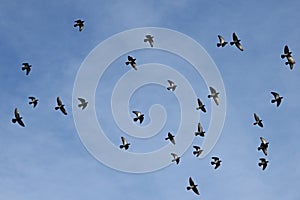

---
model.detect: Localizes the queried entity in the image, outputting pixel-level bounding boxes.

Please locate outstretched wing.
[284,45,290,54]
[271,91,279,98]
[218,35,225,43]
[57,97,62,106]
[168,80,174,86]
[14,108,20,118]
[209,86,217,95]
[260,137,267,144]
[254,113,260,121]
[232,32,238,41]
[60,106,67,115]
[132,111,140,117]
[121,136,127,145]
[78,97,86,104]
[212,156,219,161]
[197,98,203,106]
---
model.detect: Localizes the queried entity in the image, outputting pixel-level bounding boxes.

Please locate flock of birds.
[11,19,296,197]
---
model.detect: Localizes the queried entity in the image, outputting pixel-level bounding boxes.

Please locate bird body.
[258,158,269,170]
[167,80,177,91]
[230,32,244,51]
[270,91,283,107]
[208,86,219,106]
[22,63,31,75]
[196,98,206,112]
[12,108,25,127]
[144,34,154,47]
[258,137,269,156]
[125,56,137,70]
[74,19,84,31]
[78,98,88,110]
[28,96,38,108]
[171,153,180,164]
[132,111,144,124]
[55,97,67,115]
[193,146,203,157]
[211,157,222,169]
[120,136,130,150]
[186,177,200,195]
[217,35,228,47]
[165,132,175,145]
[195,122,205,137]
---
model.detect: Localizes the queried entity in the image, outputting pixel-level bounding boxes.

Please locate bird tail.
[133,117,138,122]
[217,43,221,47]
[253,122,257,125]
[258,163,262,166]
[280,54,286,59]
[120,145,124,149]
[186,186,191,190]
[271,99,276,103]
[196,107,200,110]
[125,62,130,65]
[285,62,289,65]
[208,95,212,98]
[222,42,228,47]
[12,118,17,123]
[193,151,197,155]
[144,39,148,42]
[194,132,199,136]
[257,147,261,150]
[211,161,215,165]
[29,102,33,104]
[230,42,235,45]
[78,104,82,108]
[21,67,26,71]
[55,107,59,110]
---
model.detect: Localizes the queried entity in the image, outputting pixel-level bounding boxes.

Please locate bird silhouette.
[21,63,31,75]
[196,98,206,112]
[230,32,244,51]
[167,80,177,91]
[74,19,84,31]
[165,132,175,145]
[253,113,263,127]
[171,153,180,164]
[119,136,130,150]
[211,157,222,169]
[208,86,219,106]
[217,35,228,47]
[186,177,200,195]
[258,158,269,170]
[258,137,269,156]
[281,45,295,70]
[55,97,67,115]
[77,98,88,110]
[125,56,137,70]
[144,34,154,47]
[192,146,203,157]
[12,108,25,127]
[195,122,205,137]
[28,96,38,108]
[270,91,283,107]
[132,111,144,124]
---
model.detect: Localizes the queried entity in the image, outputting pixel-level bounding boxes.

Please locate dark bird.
[125,56,137,70]
[208,86,219,106]
[12,108,25,127]
[196,98,206,112]
[211,157,222,169]
[132,111,144,124]
[171,153,180,164]
[258,158,269,170]
[186,177,200,195]
[74,19,84,31]
[195,122,205,137]
[193,146,203,157]
[167,80,177,91]
[281,45,295,70]
[21,63,31,75]
[55,97,67,115]
[165,132,175,145]
[270,91,283,107]
[28,96,38,108]
[217,35,228,47]
[119,136,130,150]
[253,113,263,128]
[258,137,269,156]
[77,97,88,110]
[144,34,154,47]
[230,32,244,51]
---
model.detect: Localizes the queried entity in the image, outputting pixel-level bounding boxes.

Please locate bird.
[211,157,222,169]
[165,132,175,145]
[281,45,295,70]
[12,108,25,127]
[253,113,263,128]
[144,34,154,47]
[125,56,137,70]
[74,19,84,31]
[171,153,180,164]
[230,32,244,51]
[217,35,228,47]
[167,80,177,91]
[119,136,130,150]
[270,91,283,107]
[194,122,205,137]
[132,111,144,124]
[258,137,269,156]
[55,97,67,115]
[28,96,38,108]
[196,98,206,112]
[77,97,88,110]
[21,63,31,75]
[186,177,200,195]
[258,158,269,170]
[208,86,219,106]
[192,146,203,157]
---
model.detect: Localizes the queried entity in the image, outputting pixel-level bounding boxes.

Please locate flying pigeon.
[132,111,144,124]
[285,55,296,70]
[12,108,25,127]
[171,153,180,164]
[253,113,263,128]
[196,98,206,112]
[193,146,203,157]
[217,35,228,47]
[119,136,130,150]
[28,96,38,108]
[165,132,175,145]
[21,63,31,75]
[74,19,84,31]
[211,157,222,169]
[195,122,205,137]
[125,56,137,70]
[281,45,295,70]
[258,137,269,156]
[144,34,154,47]
[230,32,244,51]
[186,177,200,195]
[270,91,283,107]
[77,98,88,110]
[55,97,67,115]
[167,80,177,91]
[258,158,269,170]
[208,86,219,106]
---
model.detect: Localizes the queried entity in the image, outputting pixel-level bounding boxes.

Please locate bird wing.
[189,177,195,186]
[218,35,225,43]
[260,137,267,144]
[192,187,200,195]
[193,145,200,150]
[171,153,178,159]
[271,91,279,98]
[25,67,31,75]
[198,123,203,132]
[18,119,25,127]
[57,97,62,106]
[259,158,266,162]
[254,113,260,121]
[262,148,268,156]
[60,106,67,115]
[127,56,135,61]
[197,98,203,106]
[28,96,35,101]
[168,80,174,87]
[236,43,244,51]
[132,111,140,117]
[78,98,86,104]
[213,96,220,106]
[209,86,217,95]
[14,108,20,118]
[284,45,289,54]
[232,32,238,41]
[212,156,219,161]
[121,136,127,145]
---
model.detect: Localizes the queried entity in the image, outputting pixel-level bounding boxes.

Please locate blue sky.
[0,0,300,199]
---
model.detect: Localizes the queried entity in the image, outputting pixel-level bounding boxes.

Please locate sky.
[0,0,300,199]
